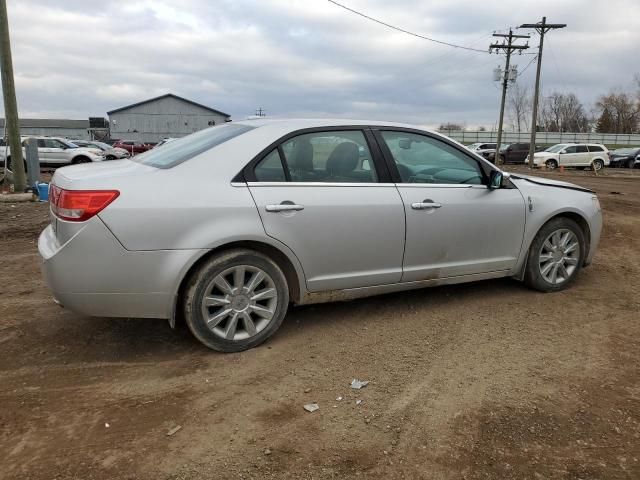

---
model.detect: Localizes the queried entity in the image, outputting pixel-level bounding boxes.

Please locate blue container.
[36,182,49,202]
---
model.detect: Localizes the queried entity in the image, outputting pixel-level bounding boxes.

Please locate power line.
[517,54,538,77]
[327,0,489,53]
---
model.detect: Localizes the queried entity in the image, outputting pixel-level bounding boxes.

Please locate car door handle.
[411,201,442,210]
[265,203,305,212]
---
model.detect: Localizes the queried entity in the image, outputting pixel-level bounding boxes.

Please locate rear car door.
[246,128,405,292]
[375,129,526,281]
[574,145,590,166]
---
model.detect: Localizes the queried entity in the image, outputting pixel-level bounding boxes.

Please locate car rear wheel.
[524,217,585,292]
[72,156,91,164]
[592,159,604,171]
[183,249,289,352]
[626,159,635,169]
[545,159,558,170]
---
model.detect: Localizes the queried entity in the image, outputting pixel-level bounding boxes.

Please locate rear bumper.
[38,218,203,319]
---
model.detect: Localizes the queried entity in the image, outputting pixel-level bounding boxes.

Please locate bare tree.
[596,90,640,134]
[507,84,531,132]
[539,92,589,132]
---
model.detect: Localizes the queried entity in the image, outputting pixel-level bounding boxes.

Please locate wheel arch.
[71,155,91,164]
[170,239,305,328]
[515,210,592,281]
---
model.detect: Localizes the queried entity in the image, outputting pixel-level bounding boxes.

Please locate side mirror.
[398,138,412,150]
[488,170,509,190]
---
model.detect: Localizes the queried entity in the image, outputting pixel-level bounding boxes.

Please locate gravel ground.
[0,167,639,479]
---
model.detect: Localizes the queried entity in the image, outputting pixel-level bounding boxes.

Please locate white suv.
[3,136,105,171]
[527,143,609,170]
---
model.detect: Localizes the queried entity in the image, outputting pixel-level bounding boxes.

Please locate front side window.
[279,130,376,183]
[564,146,577,154]
[43,139,66,149]
[380,131,484,185]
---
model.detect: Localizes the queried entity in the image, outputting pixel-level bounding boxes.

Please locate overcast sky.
[3,0,638,128]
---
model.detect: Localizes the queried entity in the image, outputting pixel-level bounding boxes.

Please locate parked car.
[3,136,105,171]
[73,140,130,160]
[496,143,532,164]
[527,143,609,171]
[608,147,640,168]
[112,140,152,155]
[466,142,496,160]
[154,138,178,148]
[39,119,602,352]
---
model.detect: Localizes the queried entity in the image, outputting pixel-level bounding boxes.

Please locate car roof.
[232,118,421,130]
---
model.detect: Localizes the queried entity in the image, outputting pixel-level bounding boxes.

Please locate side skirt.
[299,270,512,306]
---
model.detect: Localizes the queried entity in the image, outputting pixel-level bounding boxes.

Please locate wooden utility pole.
[490,29,529,164]
[0,0,25,191]
[519,18,566,166]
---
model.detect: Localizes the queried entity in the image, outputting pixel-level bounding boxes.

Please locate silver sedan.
[39,119,602,352]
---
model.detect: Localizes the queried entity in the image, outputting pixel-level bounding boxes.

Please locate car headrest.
[326,142,359,176]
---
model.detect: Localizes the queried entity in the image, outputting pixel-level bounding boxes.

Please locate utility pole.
[0,0,25,191]
[255,108,266,117]
[519,17,566,166]
[490,29,529,164]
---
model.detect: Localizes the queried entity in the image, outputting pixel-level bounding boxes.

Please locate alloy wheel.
[200,265,278,341]
[538,229,580,285]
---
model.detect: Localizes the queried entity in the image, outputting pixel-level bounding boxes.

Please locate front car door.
[374,129,526,281]
[560,145,580,166]
[246,128,405,292]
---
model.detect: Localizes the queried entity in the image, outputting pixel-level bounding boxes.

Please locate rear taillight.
[49,185,119,222]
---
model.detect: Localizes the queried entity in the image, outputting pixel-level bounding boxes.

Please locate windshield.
[545,144,568,153]
[61,140,79,149]
[132,124,255,168]
[90,142,111,151]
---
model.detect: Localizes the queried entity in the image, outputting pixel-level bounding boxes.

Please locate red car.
[112,140,152,155]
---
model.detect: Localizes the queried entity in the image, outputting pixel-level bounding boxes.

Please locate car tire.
[6,156,28,174]
[545,159,558,170]
[106,155,116,160]
[183,249,289,352]
[626,159,635,169]
[72,156,91,164]
[524,217,585,293]
[592,159,604,171]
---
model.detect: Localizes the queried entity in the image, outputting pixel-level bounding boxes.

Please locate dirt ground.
[1,167,639,480]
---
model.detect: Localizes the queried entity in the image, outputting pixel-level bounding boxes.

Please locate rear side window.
[588,145,604,152]
[133,124,254,168]
[576,145,589,153]
[254,149,286,182]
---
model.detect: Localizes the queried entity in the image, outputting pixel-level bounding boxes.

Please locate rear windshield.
[132,124,255,168]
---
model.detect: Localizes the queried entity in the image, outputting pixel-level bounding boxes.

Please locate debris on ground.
[263,448,272,456]
[166,425,182,436]
[356,399,363,406]
[350,379,369,390]
[104,423,110,428]
[303,403,319,413]
[336,396,343,401]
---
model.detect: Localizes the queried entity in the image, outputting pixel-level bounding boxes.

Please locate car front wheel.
[183,249,289,352]
[592,159,604,171]
[524,218,585,292]
[545,159,558,170]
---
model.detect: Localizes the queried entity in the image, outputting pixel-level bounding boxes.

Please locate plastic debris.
[104,423,110,428]
[351,379,369,390]
[356,399,363,406]
[303,403,319,413]
[336,396,343,401]
[166,425,182,436]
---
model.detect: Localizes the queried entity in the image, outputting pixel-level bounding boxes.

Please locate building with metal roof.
[107,93,231,143]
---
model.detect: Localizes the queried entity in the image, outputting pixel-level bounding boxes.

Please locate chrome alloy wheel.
[538,229,580,285]
[200,265,278,341]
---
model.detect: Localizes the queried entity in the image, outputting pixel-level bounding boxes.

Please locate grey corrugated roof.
[107,93,231,117]
[0,118,89,128]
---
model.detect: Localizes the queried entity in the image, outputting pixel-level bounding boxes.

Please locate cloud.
[2,0,638,128]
